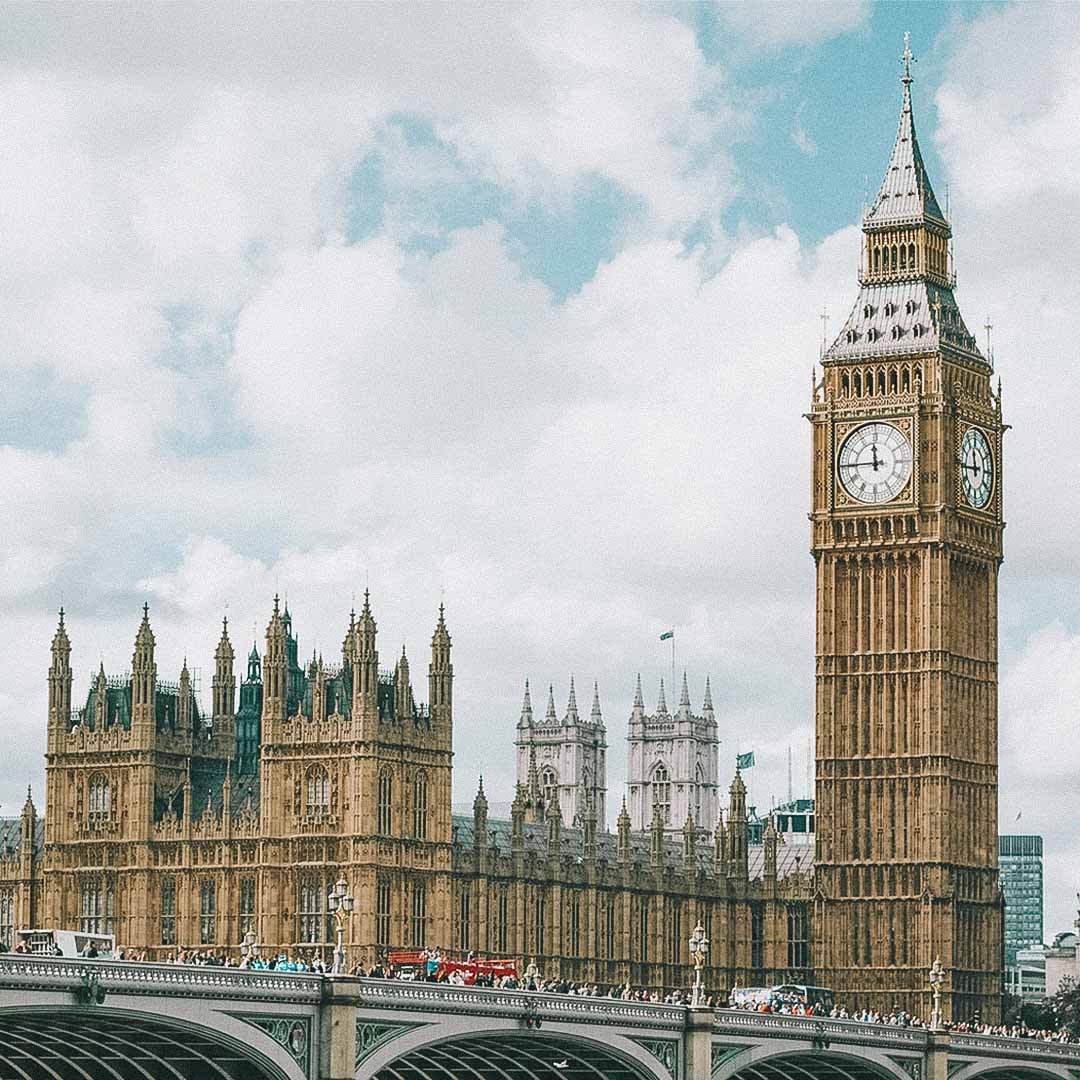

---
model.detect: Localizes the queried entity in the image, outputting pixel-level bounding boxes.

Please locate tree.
[1049,976,1080,1036]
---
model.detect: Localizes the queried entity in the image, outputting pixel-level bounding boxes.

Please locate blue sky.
[1,1,1079,936]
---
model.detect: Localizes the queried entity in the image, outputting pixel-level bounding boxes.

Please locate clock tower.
[810,37,1004,1022]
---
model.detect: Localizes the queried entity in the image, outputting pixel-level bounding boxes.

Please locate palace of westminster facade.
[0,50,1006,1022]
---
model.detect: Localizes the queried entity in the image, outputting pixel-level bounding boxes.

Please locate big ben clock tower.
[810,37,1004,1023]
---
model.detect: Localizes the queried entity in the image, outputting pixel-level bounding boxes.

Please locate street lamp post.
[327,876,355,975]
[240,930,258,966]
[689,922,709,1007]
[929,956,945,1030]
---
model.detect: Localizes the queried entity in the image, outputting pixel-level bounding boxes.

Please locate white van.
[16,929,116,959]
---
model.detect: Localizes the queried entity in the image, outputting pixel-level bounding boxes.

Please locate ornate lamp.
[929,956,945,1030]
[689,922,709,1007]
[327,876,355,975]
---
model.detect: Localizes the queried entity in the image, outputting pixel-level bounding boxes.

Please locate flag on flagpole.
[737,751,755,770]
[660,630,674,641]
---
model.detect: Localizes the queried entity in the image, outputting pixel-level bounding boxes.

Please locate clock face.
[960,426,994,509]
[838,422,913,504]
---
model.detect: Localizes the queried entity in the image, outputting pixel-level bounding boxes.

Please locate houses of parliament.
[0,46,1005,1023]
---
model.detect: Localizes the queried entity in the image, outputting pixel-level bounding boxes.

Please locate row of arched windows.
[840,363,922,398]
[871,242,917,274]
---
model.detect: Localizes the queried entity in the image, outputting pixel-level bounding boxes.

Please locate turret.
[525,742,544,825]
[353,591,379,721]
[714,808,728,877]
[544,684,557,725]
[583,792,597,865]
[131,604,157,739]
[590,681,602,726]
[212,617,236,745]
[656,678,668,717]
[682,811,696,870]
[677,672,692,721]
[650,799,665,868]
[564,676,579,726]
[617,798,631,865]
[511,785,526,856]
[473,775,488,840]
[764,813,778,885]
[429,603,452,738]
[394,646,411,721]
[20,786,36,879]
[726,770,748,881]
[178,658,193,739]
[702,675,714,723]
[263,596,287,724]
[517,678,533,729]
[546,795,562,861]
[48,608,72,741]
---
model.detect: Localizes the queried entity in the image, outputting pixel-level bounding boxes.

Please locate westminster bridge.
[0,958,1077,1080]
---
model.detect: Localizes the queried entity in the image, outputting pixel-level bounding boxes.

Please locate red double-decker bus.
[387,951,518,985]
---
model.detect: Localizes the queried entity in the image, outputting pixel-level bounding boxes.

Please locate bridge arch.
[953,1065,1072,1080]
[0,1006,305,1080]
[719,1048,913,1080]
[371,1030,669,1080]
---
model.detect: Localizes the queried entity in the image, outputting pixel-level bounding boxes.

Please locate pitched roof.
[864,76,946,230]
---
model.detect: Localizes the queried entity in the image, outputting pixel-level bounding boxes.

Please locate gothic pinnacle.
[590,681,602,723]
[657,678,668,715]
[545,684,557,723]
[565,676,579,724]
[632,673,644,710]
[679,671,691,710]
[703,675,714,712]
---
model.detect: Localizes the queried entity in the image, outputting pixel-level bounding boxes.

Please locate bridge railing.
[714,1009,929,1047]
[0,955,322,1003]
[950,1032,1080,1063]
[352,977,686,1030]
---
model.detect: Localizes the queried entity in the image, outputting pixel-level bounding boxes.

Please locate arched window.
[540,767,558,808]
[80,878,115,935]
[650,764,671,824]
[854,372,862,395]
[88,775,110,820]
[298,877,326,944]
[877,369,886,394]
[908,243,916,268]
[865,369,874,395]
[377,769,393,836]
[412,772,428,839]
[873,247,880,272]
[305,766,329,816]
[906,298,917,315]
[903,366,911,392]
[889,368,898,394]
[841,373,850,395]
[891,245,898,270]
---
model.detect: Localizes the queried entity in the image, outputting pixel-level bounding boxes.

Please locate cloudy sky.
[2,2,1078,935]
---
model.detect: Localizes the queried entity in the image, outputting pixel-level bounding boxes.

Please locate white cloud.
[716,0,870,48]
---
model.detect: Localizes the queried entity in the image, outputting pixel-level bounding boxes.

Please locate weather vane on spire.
[901,32,916,85]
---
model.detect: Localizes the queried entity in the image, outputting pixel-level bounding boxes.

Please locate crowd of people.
[725,993,1080,1043]
[19,938,1078,1045]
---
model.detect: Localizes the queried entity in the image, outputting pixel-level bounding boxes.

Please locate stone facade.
[3,600,812,1000]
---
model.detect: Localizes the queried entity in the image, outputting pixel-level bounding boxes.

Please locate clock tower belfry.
[809,37,1004,1023]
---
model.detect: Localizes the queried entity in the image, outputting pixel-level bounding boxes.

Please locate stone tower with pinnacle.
[626,673,719,835]
[809,35,1004,1022]
[514,677,607,827]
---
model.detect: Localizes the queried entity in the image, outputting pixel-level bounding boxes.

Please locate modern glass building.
[999,835,1044,969]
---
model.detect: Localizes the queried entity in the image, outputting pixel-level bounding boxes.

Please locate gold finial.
[901,32,916,86]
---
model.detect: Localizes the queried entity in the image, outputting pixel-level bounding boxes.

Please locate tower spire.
[590,681,602,724]
[565,676,579,725]
[518,678,534,728]
[545,684,557,724]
